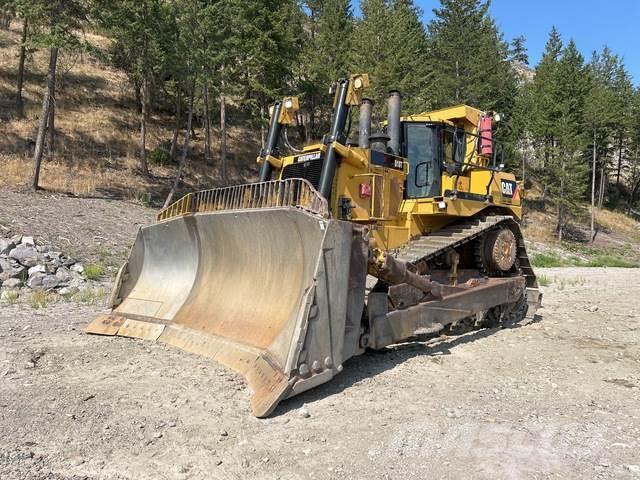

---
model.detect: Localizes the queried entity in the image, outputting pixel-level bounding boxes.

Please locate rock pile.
[0,235,92,297]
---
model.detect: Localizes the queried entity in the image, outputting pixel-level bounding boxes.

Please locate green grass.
[531,251,638,268]
[530,252,568,267]
[537,273,551,287]
[84,263,105,280]
[29,290,49,309]
[585,255,639,268]
[74,287,106,305]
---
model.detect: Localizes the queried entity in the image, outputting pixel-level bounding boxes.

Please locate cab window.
[405,123,441,198]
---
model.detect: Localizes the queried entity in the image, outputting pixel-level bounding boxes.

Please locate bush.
[74,287,106,305]
[530,252,565,267]
[149,148,172,166]
[3,290,19,304]
[29,290,49,309]
[84,263,105,280]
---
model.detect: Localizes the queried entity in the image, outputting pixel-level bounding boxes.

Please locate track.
[391,214,541,320]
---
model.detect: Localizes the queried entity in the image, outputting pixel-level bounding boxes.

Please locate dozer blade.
[86,207,368,417]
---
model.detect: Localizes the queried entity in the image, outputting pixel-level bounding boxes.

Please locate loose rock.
[9,245,38,267]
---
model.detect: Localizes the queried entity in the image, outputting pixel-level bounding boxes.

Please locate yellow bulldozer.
[86,74,541,417]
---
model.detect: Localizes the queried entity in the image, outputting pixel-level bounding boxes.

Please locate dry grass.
[0,22,260,201]
[596,208,640,240]
[522,210,558,244]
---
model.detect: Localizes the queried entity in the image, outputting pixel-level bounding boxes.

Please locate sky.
[359,0,640,85]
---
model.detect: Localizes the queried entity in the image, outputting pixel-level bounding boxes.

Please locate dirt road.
[0,267,638,479]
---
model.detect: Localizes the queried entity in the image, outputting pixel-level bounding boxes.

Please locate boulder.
[28,265,46,276]
[9,245,39,267]
[0,257,12,273]
[21,236,35,246]
[41,274,60,289]
[58,286,79,297]
[10,265,26,279]
[27,272,46,288]
[0,238,15,255]
[0,263,26,282]
[2,278,22,289]
[55,266,72,283]
[70,263,84,274]
[63,257,77,267]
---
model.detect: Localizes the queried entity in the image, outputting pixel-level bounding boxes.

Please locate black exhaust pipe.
[387,90,401,156]
[358,98,373,148]
[318,79,351,201]
[258,101,284,182]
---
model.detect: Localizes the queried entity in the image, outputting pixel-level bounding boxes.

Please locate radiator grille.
[281,157,324,189]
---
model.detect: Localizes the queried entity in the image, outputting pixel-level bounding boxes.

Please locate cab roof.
[401,104,484,128]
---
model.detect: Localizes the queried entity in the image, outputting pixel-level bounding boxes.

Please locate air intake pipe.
[387,90,401,155]
[358,98,373,148]
[258,101,284,182]
[318,78,351,200]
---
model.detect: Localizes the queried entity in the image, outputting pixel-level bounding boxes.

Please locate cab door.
[403,123,441,198]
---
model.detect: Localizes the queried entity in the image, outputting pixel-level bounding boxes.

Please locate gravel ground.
[1,189,639,479]
[0,188,154,262]
[1,268,639,480]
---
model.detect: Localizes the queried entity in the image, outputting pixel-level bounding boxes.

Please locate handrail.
[157,178,329,221]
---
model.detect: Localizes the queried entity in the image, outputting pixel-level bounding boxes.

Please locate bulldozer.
[86,74,541,417]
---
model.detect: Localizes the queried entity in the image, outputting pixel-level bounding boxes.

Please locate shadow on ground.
[272,314,543,416]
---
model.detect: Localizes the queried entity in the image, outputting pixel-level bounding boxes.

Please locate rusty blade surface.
[86,207,356,417]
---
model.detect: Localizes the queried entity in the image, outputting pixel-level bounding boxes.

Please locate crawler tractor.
[87,74,541,417]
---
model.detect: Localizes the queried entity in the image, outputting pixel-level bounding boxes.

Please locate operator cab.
[401,122,467,199]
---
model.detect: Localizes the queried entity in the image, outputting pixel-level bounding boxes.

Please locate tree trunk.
[170,82,181,160]
[134,82,142,114]
[47,100,55,156]
[163,76,195,209]
[630,148,639,208]
[139,74,149,174]
[590,129,596,241]
[598,161,605,208]
[220,87,227,181]
[557,157,565,242]
[31,47,58,191]
[616,134,623,186]
[260,104,266,150]
[203,81,212,164]
[139,0,149,174]
[15,19,28,118]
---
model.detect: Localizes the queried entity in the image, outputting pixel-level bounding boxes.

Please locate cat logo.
[500,179,517,198]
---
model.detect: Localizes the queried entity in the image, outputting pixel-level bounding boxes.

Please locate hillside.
[0,23,261,205]
[1,21,639,264]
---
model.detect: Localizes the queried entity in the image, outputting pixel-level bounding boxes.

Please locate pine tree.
[239,0,304,144]
[425,0,516,115]
[509,35,528,65]
[549,40,590,240]
[94,0,172,175]
[353,0,429,118]
[19,0,89,190]
[300,0,354,140]
[628,87,640,209]
[528,26,563,184]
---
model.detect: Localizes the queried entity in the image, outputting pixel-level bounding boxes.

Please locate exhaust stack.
[358,98,373,148]
[258,101,283,182]
[387,90,401,155]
